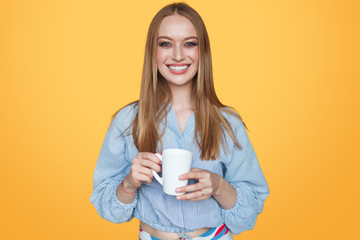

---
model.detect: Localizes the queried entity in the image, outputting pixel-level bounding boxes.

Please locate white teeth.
[168,65,189,71]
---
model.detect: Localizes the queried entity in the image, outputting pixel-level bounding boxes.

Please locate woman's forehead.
[158,14,197,38]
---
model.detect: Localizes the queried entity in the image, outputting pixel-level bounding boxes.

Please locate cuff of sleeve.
[101,175,138,223]
[220,183,258,235]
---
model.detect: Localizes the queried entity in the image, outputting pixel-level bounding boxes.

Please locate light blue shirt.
[90,103,269,235]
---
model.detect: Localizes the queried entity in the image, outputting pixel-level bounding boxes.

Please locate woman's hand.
[122,152,162,193]
[175,168,223,201]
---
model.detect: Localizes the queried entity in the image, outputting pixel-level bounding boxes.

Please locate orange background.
[1,0,359,239]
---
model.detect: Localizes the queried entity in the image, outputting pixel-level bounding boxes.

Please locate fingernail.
[176,196,181,200]
[176,188,180,192]
[179,175,184,180]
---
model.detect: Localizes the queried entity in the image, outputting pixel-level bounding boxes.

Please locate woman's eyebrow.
[157,36,198,40]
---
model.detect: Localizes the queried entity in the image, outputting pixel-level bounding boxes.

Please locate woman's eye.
[159,42,170,47]
[186,42,198,46]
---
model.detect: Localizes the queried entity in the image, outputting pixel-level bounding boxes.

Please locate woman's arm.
[90,105,139,223]
[176,120,269,235]
[219,122,269,235]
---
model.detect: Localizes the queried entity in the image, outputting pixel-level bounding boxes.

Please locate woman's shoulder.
[219,106,245,129]
[111,101,139,127]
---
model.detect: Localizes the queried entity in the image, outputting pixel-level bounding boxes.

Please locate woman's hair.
[118,2,243,160]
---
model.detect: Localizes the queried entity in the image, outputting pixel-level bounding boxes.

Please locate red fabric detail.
[214,224,226,236]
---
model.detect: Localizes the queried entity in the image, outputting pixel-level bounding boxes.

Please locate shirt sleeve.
[220,121,270,235]
[90,107,138,223]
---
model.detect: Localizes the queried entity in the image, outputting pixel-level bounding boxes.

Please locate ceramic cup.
[152,149,192,196]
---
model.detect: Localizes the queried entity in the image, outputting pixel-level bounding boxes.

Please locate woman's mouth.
[167,64,190,74]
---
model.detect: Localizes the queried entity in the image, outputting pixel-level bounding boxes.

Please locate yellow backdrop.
[1,0,359,239]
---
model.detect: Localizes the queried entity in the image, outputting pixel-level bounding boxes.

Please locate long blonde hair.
[118,2,244,160]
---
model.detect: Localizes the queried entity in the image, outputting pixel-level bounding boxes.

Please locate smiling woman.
[90,2,269,240]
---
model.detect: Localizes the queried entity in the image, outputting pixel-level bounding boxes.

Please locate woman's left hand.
[175,168,223,201]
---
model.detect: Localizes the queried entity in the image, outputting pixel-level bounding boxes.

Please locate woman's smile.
[167,64,191,74]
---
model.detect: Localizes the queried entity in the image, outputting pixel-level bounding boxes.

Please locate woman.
[90,2,269,240]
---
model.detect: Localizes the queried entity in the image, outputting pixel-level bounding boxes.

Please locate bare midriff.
[140,221,210,240]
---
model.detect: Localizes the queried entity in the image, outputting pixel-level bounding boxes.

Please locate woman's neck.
[169,82,193,111]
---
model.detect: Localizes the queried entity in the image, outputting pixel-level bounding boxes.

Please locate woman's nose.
[172,45,185,61]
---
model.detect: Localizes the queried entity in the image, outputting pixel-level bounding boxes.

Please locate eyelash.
[158,42,198,47]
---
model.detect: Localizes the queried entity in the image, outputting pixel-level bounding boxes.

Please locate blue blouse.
[90,103,269,235]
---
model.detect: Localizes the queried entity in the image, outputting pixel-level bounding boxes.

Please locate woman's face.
[156,14,199,89]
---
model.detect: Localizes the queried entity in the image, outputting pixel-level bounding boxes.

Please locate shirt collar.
[166,103,195,138]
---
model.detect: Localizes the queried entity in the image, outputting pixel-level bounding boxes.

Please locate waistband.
[139,224,231,240]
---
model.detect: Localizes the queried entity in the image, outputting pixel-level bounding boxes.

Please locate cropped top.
[90,103,269,235]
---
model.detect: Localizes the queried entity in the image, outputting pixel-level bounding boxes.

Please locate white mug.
[152,149,192,196]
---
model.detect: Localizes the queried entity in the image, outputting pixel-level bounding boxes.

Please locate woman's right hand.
[123,152,162,192]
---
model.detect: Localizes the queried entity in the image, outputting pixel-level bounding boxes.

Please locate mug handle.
[152,153,163,185]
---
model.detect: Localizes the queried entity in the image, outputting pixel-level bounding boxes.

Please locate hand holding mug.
[124,152,162,192]
[175,168,222,201]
